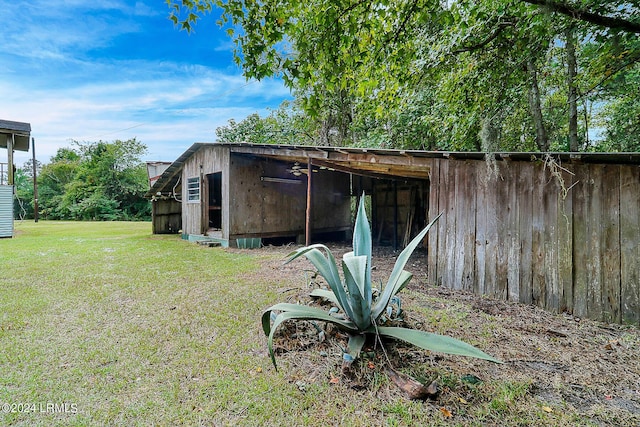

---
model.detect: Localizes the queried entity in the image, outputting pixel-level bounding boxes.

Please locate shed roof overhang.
[0,120,31,152]
[145,142,640,199]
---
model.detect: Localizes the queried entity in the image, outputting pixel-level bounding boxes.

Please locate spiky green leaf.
[352,195,372,305]
[262,303,358,370]
[310,288,340,307]
[372,212,442,319]
[372,269,412,320]
[344,333,367,367]
[342,253,371,330]
[286,245,356,322]
[375,326,502,363]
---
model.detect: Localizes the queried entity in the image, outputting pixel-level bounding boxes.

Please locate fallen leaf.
[329,376,340,384]
[542,406,552,413]
[367,361,375,369]
[440,407,452,418]
[386,368,439,400]
[458,397,468,404]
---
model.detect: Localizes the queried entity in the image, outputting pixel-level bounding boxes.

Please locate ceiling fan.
[287,162,319,176]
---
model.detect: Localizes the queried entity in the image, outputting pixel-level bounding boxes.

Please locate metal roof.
[145,142,640,198]
[0,119,32,152]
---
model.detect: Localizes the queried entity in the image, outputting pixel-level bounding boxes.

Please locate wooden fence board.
[620,165,640,324]
[572,164,589,318]
[587,164,604,320]
[474,161,488,295]
[438,161,454,286]
[506,161,520,302]
[517,162,534,304]
[483,163,499,298]
[543,165,560,312]
[427,159,440,285]
[531,162,547,308]
[558,166,574,314]
[455,161,476,291]
[602,165,621,323]
[453,161,465,290]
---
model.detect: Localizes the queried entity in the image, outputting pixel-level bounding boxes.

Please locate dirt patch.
[238,243,640,425]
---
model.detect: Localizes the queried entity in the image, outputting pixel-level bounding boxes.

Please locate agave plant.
[262,195,501,370]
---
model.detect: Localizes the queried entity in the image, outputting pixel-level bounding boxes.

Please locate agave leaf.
[373,213,442,319]
[375,326,502,363]
[262,303,358,336]
[343,333,367,368]
[342,254,371,330]
[353,195,372,305]
[262,303,358,370]
[310,289,340,307]
[285,245,355,322]
[372,270,412,320]
[343,253,368,299]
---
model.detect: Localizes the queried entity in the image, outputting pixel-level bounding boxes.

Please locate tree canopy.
[15,139,151,221]
[169,0,640,152]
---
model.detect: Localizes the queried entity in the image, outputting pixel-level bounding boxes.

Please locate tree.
[38,149,81,219]
[170,0,640,152]
[216,100,317,145]
[521,0,640,33]
[36,139,151,221]
[13,168,33,220]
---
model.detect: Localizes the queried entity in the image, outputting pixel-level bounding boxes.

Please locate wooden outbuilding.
[146,143,640,325]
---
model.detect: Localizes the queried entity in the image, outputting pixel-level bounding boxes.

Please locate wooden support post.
[7,134,14,185]
[393,180,398,251]
[305,158,313,246]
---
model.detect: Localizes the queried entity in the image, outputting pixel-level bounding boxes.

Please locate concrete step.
[196,240,222,247]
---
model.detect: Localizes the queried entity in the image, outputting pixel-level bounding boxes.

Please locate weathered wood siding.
[182,146,230,236]
[228,155,305,238]
[151,199,181,234]
[228,155,351,239]
[181,147,351,241]
[428,158,640,325]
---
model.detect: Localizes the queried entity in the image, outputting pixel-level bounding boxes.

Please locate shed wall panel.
[0,185,13,238]
[572,164,589,318]
[427,159,440,285]
[426,157,639,326]
[182,146,229,236]
[620,165,640,324]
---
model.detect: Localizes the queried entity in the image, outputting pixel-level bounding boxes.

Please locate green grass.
[1,221,279,426]
[0,221,633,426]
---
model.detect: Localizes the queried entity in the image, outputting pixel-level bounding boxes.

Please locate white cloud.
[1,63,290,166]
[0,0,292,167]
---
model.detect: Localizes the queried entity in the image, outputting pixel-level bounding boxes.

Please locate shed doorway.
[207,172,222,230]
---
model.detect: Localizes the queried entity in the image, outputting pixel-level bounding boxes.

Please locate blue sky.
[0,0,291,166]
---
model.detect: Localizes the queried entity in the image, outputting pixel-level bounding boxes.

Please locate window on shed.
[187,177,200,202]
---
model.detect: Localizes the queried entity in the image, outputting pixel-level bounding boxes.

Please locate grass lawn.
[2,221,290,426]
[1,221,638,426]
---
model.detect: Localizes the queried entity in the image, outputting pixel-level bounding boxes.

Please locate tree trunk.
[566,28,579,151]
[527,58,549,151]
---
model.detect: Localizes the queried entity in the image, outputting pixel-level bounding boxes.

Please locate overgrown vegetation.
[13,138,151,221]
[263,196,499,371]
